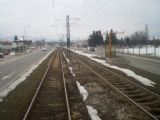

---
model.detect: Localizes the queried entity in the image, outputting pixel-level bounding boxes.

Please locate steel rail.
[22,49,58,120]
[72,55,159,120]
[74,52,160,99]
[60,49,72,120]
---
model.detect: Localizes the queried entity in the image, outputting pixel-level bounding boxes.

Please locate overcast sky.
[0,0,159,41]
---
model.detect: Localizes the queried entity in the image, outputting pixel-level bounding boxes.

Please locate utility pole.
[109,30,112,58]
[54,15,79,54]
[108,30,124,58]
[66,15,70,55]
[24,26,30,40]
[145,24,149,55]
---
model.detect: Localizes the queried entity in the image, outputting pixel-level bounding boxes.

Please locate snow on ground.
[69,67,75,77]
[87,105,102,120]
[0,48,55,102]
[76,81,88,101]
[72,50,156,87]
[62,51,69,63]
[120,46,160,57]
[76,80,102,120]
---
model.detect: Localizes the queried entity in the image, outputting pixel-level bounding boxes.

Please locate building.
[0,41,12,50]
[0,40,32,53]
[13,40,32,52]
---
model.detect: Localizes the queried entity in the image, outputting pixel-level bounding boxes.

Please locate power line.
[56,19,65,26]
[51,0,56,21]
[51,0,58,34]
[79,0,111,21]
[79,0,88,16]
[80,0,95,19]
[95,0,111,12]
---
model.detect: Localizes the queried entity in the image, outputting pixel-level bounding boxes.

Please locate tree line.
[87,29,160,48]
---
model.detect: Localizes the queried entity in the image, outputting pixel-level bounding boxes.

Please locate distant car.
[41,48,46,51]
[0,52,4,58]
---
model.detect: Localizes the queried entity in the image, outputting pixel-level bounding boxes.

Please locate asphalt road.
[0,48,53,92]
[121,54,160,75]
[74,48,160,75]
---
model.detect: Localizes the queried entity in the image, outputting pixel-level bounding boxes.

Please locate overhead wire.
[79,0,111,22]
[95,0,111,13]
[51,0,59,35]
[79,0,88,16]
[80,0,96,19]
[73,0,112,40]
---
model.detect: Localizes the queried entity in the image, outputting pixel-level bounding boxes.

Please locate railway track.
[70,50,160,120]
[22,48,90,120]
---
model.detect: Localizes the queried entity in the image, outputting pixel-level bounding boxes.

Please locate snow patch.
[120,46,160,57]
[72,50,156,87]
[62,51,69,63]
[0,49,55,102]
[76,81,101,120]
[69,67,75,77]
[87,105,102,120]
[76,81,88,101]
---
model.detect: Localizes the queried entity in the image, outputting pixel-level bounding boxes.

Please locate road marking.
[1,72,16,81]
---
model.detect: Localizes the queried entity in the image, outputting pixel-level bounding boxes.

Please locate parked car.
[0,52,4,58]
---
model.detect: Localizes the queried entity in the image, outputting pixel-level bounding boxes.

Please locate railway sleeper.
[111,83,127,87]
[122,89,141,95]
[122,85,139,90]
[105,78,120,82]
[140,100,160,108]
[109,80,130,84]
[117,87,138,92]
[134,96,155,103]
[128,93,148,99]
[116,85,137,91]
[148,108,160,116]
[100,73,113,77]
[154,115,160,120]
[100,72,113,76]
[111,83,125,86]
[112,83,134,88]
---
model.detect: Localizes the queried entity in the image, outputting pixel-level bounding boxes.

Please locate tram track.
[70,50,160,120]
[23,48,70,120]
[22,48,90,120]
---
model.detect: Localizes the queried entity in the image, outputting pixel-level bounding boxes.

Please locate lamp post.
[23,26,31,53]
[24,26,30,40]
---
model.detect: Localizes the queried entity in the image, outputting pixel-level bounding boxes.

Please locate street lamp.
[24,26,30,40]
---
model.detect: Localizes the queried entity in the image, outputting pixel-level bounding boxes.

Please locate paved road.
[121,54,160,75]
[0,48,53,92]
[74,48,160,75]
